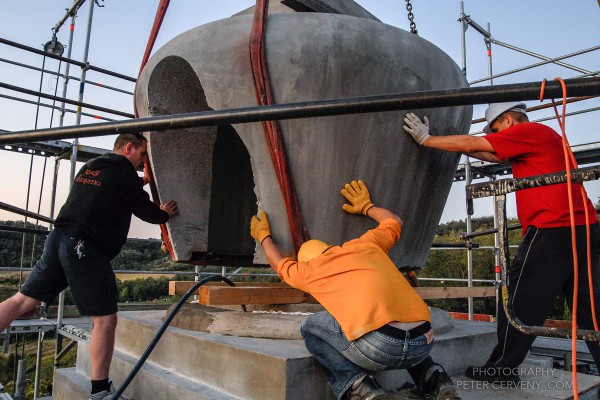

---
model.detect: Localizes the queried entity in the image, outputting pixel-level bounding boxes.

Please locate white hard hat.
[483,102,527,133]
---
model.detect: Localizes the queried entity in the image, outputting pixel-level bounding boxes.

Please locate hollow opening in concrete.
[146,56,257,262]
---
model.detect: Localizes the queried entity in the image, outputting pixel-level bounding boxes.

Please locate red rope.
[249,0,309,252]
[138,0,171,80]
[136,0,174,258]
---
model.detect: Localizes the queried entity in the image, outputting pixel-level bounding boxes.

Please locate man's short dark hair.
[113,133,147,151]
[502,111,529,124]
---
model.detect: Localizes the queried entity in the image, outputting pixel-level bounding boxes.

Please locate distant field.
[115,273,176,281]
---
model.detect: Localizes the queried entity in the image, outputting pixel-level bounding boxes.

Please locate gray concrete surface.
[52,310,600,400]
[57,310,495,400]
[165,304,455,340]
[135,8,472,267]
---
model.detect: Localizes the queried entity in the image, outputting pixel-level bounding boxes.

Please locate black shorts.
[20,229,118,316]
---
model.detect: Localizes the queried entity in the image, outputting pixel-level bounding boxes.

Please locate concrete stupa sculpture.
[134,0,472,268]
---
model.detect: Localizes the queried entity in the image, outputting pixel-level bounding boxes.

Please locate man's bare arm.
[260,236,284,271]
[422,134,495,154]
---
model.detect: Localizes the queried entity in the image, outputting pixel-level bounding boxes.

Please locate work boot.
[343,375,402,400]
[466,365,520,383]
[420,367,456,400]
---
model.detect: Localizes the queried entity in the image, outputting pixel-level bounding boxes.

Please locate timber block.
[169,281,495,305]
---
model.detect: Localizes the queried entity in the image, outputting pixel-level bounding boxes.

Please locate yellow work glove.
[250,211,271,243]
[341,180,375,215]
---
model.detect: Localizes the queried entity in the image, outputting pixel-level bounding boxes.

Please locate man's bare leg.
[0,293,40,331]
[89,314,118,380]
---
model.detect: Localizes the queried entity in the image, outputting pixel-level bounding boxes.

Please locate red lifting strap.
[137,0,175,258]
[249,0,309,252]
[138,0,171,80]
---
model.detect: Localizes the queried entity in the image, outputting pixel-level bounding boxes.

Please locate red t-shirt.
[484,122,597,234]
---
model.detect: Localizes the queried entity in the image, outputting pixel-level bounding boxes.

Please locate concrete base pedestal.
[53,309,498,399]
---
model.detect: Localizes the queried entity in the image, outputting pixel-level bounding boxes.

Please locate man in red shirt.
[250,180,455,400]
[403,103,600,383]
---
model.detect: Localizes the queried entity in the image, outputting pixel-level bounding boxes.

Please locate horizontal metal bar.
[469,45,600,85]
[417,277,495,284]
[0,37,136,82]
[462,208,600,240]
[0,93,115,122]
[0,225,49,236]
[0,57,133,96]
[0,201,54,223]
[490,39,592,75]
[431,242,480,249]
[1,77,599,145]
[467,165,600,199]
[461,224,521,240]
[9,319,56,334]
[0,81,134,119]
[113,270,198,276]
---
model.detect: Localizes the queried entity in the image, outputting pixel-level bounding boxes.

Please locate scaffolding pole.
[0,77,598,145]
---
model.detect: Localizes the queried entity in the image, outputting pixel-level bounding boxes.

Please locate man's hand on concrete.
[250,211,271,244]
[341,180,374,215]
[403,113,430,145]
[160,200,179,217]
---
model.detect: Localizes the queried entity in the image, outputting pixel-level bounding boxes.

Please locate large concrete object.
[134,1,473,267]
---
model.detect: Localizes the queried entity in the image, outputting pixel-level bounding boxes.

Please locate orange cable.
[540,78,597,399]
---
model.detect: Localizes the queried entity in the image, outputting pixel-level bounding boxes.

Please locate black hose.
[110,275,235,399]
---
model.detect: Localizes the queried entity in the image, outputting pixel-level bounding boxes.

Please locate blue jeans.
[301,311,436,399]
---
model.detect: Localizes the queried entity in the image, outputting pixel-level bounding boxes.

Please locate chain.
[405,0,418,35]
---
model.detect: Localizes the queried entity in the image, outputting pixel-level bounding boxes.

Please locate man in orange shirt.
[250,180,455,400]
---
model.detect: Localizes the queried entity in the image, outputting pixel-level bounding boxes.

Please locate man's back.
[277,218,430,340]
[55,153,168,258]
[484,122,597,232]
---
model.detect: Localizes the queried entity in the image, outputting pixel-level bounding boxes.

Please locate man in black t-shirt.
[0,133,178,399]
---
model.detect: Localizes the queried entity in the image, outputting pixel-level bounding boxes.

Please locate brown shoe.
[344,376,402,400]
[422,368,456,400]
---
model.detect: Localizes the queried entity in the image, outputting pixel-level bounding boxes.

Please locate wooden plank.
[199,286,318,305]
[169,281,495,305]
[168,281,290,296]
[415,286,496,299]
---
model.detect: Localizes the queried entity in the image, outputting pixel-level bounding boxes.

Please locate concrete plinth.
[54,309,498,400]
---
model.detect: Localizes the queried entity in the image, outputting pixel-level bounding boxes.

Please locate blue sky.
[1,0,599,238]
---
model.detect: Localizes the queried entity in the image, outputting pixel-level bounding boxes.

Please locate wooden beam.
[168,281,290,296]
[199,286,318,305]
[416,286,496,299]
[169,281,495,305]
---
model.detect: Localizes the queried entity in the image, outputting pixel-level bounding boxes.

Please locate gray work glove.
[403,113,430,145]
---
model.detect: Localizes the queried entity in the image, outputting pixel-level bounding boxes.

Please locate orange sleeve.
[357,218,401,253]
[275,257,305,287]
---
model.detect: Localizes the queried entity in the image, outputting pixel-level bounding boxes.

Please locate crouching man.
[250,180,455,400]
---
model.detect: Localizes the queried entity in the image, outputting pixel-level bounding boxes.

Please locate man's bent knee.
[91,314,118,331]
[10,293,40,314]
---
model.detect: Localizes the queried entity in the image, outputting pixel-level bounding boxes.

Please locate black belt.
[376,321,431,340]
